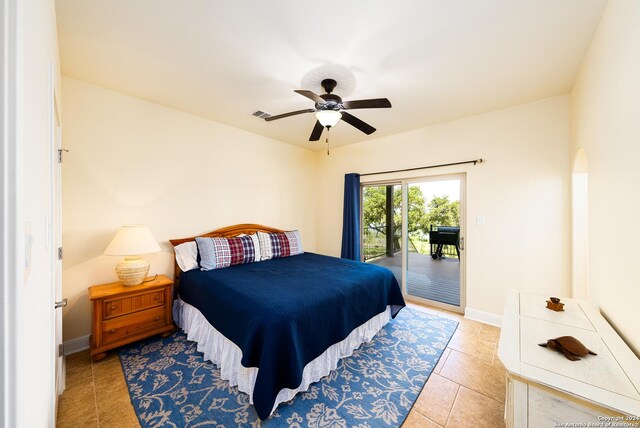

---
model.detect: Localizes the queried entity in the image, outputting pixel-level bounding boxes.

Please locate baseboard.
[464,307,502,327]
[63,334,90,356]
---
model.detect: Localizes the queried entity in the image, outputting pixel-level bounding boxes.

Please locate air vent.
[252,110,271,119]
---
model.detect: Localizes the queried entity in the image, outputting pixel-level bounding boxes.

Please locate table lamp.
[104,225,161,286]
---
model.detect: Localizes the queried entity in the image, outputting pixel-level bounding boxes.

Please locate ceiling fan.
[265,78,392,141]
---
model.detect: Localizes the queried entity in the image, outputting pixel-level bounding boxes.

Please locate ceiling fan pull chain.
[326,127,330,155]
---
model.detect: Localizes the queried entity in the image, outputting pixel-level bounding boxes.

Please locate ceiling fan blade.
[264,108,315,122]
[341,111,376,135]
[309,120,324,141]
[294,90,325,104]
[342,98,392,110]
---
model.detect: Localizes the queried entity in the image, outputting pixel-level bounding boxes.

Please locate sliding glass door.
[363,174,465,312]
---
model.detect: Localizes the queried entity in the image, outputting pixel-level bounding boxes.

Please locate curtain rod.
[359,158,483,177]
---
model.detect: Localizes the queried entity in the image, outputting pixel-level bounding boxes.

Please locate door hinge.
[57,148,69,163]
[58,343,64,357]
[58,247,63,260]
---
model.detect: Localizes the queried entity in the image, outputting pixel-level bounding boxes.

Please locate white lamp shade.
[315,110,342,127]
[104,225,161,256]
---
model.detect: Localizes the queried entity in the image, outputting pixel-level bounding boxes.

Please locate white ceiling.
[56,0,607,150]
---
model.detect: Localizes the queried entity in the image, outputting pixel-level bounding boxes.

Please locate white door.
[51,78,65,418]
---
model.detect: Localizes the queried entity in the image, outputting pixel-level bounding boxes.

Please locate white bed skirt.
[173,298,392,416]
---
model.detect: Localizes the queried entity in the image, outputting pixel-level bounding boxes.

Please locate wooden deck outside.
[368,251,460,306]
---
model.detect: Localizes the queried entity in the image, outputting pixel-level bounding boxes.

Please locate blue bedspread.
[178,252,405,420]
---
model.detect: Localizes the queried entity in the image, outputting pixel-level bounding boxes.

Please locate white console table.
[497,290,640,427]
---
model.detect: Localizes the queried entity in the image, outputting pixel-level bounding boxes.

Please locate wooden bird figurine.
[538,336,597,361]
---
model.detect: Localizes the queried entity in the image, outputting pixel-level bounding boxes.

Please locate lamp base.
[115,256,150,286]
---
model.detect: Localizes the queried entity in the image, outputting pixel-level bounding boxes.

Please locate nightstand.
[89,274,175,362]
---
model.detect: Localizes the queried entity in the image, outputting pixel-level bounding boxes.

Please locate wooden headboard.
[169,223,284,291]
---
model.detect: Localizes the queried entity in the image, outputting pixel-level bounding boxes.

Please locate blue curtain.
[341,173,361,260]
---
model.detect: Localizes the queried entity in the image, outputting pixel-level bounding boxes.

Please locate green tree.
[363,186,429,252]
[424,196,460,228]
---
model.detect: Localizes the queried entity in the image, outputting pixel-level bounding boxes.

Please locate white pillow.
[174,241,199,272]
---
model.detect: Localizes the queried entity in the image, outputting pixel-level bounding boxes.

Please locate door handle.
[54,298,68,309]
[460,237,464,250]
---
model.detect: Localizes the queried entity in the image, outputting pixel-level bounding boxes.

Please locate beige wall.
[571,0,640,353]
[316,96,572,318]
[61,77,318,341]
[20,0,61,425]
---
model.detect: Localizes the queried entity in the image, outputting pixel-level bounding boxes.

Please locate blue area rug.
[119,308,458,427]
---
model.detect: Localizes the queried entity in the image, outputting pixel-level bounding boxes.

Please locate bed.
[170,224,406,420]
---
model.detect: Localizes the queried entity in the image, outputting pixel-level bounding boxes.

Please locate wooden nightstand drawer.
[103,306,167,344]
[103,290,164,319]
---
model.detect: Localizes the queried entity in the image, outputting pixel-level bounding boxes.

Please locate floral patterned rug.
[119,307,458,427]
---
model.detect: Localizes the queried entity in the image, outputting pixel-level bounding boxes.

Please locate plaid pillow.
[257,230,304,261]
[195,235,257,271]
[284,230,303,256]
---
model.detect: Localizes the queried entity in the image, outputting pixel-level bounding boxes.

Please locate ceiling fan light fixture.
[315,110,342,128]
[266,78,391,141]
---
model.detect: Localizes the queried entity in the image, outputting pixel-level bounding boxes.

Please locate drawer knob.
[154,316,160,321]
[110,329,116,334]
[154,295,160,301]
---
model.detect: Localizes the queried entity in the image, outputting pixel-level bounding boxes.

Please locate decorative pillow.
[284,230,303,255]
[196,235,259,271]
[244,233,261,262]
[257,230,304,261]
[174,241,199,272]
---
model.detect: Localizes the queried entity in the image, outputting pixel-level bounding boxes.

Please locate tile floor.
[56,301,505,427]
